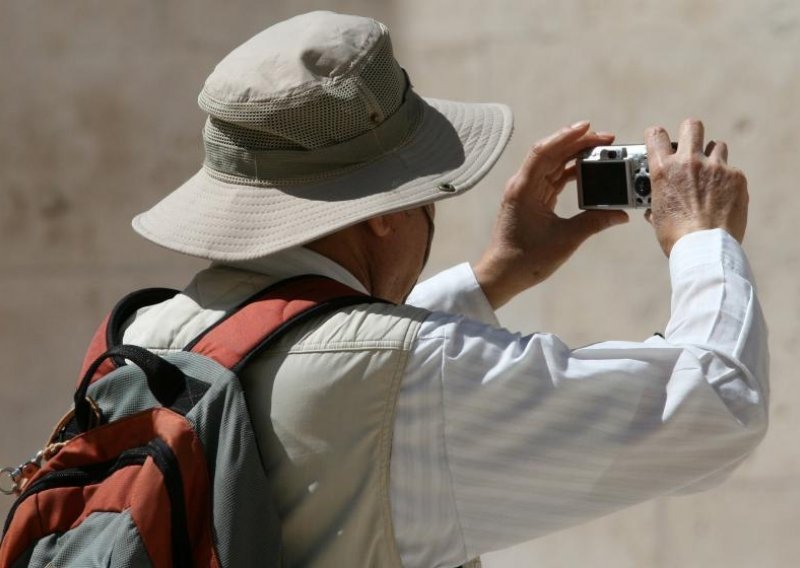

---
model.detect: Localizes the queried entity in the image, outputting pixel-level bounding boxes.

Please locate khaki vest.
[125,269,481,567]
[241,300,429,567]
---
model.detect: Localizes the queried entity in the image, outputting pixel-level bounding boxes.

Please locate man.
[126,11,766,568]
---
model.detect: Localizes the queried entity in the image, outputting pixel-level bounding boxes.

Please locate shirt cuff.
[669,228,754,283]
[407,263,500,326]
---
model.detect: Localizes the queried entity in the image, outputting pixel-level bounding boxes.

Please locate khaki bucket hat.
[133,10,514,261]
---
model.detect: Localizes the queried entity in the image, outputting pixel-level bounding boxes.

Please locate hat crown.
[133,11,513,261]
[199,11,407,151]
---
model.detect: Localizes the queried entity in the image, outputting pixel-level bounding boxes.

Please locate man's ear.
[365,214,394,238]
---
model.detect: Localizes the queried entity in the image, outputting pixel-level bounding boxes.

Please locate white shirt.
[124,228,768,568]
[395,229,767,567]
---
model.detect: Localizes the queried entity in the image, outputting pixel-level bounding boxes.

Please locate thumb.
[567,210,629,242]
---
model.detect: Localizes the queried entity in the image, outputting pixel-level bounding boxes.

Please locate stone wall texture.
[1,1,798,566]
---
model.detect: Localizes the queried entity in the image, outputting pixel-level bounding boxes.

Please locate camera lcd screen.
[580,161,629,206]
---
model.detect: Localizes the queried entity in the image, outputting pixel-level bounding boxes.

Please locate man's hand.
[645,119,748,256]
[474,122,629,310]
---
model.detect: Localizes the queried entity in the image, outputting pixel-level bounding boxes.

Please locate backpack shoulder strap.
[78,288,180,386]
[185,274,382,373]
[78,275,382,385]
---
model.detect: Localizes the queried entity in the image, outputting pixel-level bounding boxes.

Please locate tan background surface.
[1,1,797,566]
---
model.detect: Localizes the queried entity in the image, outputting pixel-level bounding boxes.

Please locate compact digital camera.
[576,144,653,210]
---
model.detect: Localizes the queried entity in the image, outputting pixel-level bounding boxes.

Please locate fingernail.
[571,120,590,129]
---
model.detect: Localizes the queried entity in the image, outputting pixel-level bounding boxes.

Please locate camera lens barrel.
[634,174,651,197]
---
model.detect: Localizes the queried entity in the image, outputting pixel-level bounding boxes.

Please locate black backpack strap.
[74,344,187,432]
[77,288,179,386]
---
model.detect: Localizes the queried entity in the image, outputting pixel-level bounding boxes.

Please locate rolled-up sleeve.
[391,229,768,567]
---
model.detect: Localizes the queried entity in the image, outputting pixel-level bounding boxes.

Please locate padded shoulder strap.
[186,275,380,373]
[77,288,180,386]
[78,276,381,385]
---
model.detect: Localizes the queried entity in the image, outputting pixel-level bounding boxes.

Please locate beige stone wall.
[1,1,796,565]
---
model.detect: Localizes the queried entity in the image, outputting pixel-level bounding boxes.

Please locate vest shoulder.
[278,301,430,353]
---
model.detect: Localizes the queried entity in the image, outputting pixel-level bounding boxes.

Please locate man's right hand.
[473,122,628,310]
[645,119,749,256]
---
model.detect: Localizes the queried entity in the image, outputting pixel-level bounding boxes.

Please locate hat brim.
[132,97,513,261]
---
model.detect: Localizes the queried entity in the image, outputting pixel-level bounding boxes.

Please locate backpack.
[0,275,376,567]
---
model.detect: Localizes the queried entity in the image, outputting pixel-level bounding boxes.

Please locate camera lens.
[634,174,651,197]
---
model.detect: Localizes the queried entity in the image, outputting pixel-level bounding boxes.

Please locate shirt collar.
[214,246,370,295]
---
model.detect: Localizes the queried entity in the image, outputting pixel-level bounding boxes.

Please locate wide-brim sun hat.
[133,10,514,261]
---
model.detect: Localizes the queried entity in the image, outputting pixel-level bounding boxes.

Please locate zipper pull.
[1,450,44,496]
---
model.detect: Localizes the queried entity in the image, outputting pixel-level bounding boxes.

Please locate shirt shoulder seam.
[433,328,473,562]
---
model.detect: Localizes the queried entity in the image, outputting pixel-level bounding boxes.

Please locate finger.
[645,126,673,165]
[708,140,729,163]
[567,131,615,159]
[677,118,704,155]
[519,121,592,177]
[534,127,615,170]
[544,164,577,209]
[593,131,616,144]
[533,121,591,160]
[555,163,578,188]
[568,209,629,243]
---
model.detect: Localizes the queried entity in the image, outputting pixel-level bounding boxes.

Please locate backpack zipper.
[2,438,193,568]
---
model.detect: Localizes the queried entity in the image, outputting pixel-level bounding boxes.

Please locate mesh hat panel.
[199,29,406,151]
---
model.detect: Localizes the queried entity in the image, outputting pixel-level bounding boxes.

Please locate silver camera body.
[576,144,652,210]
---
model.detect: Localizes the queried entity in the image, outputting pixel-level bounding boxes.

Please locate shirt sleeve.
[406,262,500,326]
[390,229,768,567]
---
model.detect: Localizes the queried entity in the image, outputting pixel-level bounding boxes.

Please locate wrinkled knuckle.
[645,125,666,138]
[530,142,547,158]
[505,174,523,194]
[649,162,667,182]
[683,155,704,174]
[506,173,532,200]
[727,167,747,187]
[706,161,724,176]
